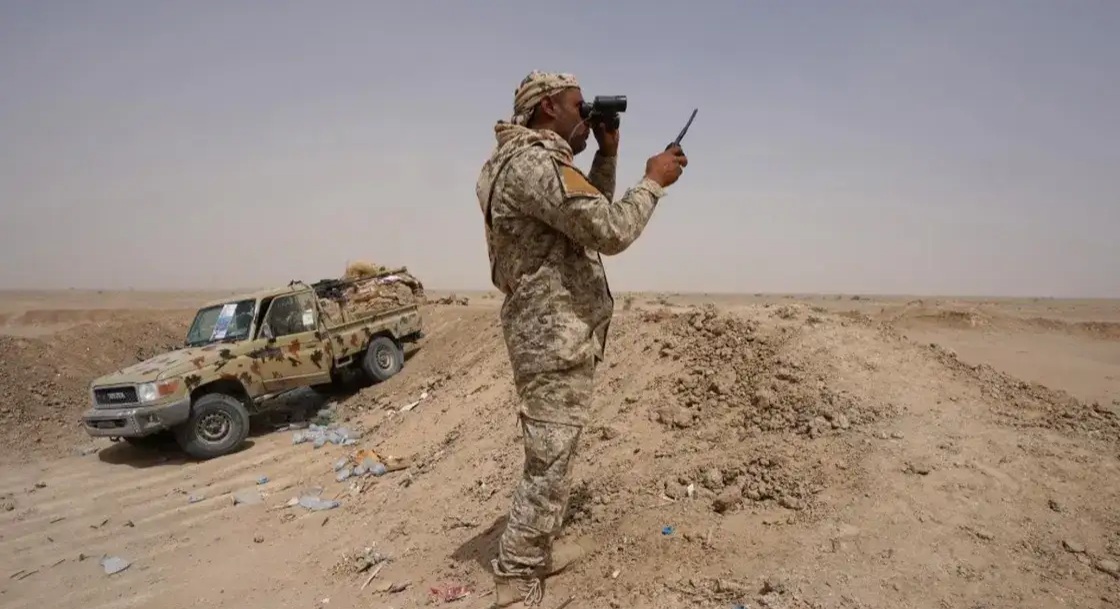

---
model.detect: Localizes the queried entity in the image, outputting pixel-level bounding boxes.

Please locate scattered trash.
[232,489,264,506]
[100,556,130,575]
[429,583,472,603]
[256,476,269,485]
[312,407,338,426]
[400,401,421,413]
[298,496,340,511]
[354,547,392,572]
[361,562,385,590]
[661,525,674,536]
[292,423,361,448]
[188,494,205,504]
[326,448,409,484]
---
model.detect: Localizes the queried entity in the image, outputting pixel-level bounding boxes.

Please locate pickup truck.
[81,278,424,459]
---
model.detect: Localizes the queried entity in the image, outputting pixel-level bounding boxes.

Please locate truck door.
[257,289,331,392]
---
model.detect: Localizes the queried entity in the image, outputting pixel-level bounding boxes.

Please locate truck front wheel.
[361,336,403,383]
[173,393,251,460]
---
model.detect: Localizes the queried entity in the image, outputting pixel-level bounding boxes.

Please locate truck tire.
[173,393,251,460]
[361,336,403,383]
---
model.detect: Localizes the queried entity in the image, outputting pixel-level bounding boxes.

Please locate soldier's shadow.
[450,515,506,571]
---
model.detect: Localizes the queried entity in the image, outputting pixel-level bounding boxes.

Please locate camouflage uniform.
[476,71,666,604]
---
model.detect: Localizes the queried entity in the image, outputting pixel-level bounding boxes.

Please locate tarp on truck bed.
[313,261,425,326]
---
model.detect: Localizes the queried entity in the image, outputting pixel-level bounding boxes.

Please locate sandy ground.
[0,289,1118,609]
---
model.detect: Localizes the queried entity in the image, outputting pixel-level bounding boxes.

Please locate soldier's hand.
[593,121,619,157]
[644,145,688,188]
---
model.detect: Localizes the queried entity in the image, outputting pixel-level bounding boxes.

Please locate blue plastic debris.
[298,495,340,511]
[293,424,362,449]
[100,556,130,575]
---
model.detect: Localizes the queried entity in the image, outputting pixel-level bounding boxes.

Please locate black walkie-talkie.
[667,108,698,151]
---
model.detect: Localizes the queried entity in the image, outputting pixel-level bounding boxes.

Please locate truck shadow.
[96,436,258,469]
[94,345,426,467]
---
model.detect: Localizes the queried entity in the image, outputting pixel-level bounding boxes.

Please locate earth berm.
[0,299,1117,608]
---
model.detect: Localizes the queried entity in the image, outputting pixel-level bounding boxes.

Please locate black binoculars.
[579,95,627,130]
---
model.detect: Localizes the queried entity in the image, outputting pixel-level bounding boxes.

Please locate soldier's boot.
[490,574,544,608]
[543,538,586,577]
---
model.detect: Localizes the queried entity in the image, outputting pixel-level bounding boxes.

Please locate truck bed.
[322,302,423,365]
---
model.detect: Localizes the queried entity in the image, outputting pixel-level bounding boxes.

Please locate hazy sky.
[2,1,1117,297]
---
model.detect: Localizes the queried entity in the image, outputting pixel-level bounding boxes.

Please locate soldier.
[475,71,688,607]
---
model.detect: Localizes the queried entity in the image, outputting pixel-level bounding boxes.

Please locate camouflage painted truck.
[81,270,424,459]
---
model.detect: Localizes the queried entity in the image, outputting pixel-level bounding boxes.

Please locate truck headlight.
[137,379,181,403]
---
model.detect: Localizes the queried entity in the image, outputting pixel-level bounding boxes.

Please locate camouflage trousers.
[493,358,596,579]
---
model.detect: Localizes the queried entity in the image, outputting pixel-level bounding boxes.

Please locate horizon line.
[0,287,1116,301]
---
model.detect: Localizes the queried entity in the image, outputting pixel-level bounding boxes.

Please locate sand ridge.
[0,290,1117,608]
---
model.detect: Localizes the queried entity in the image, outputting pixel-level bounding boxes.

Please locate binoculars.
[579,95,627,130]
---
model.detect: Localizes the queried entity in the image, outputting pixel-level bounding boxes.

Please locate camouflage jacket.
[476,123,665,380]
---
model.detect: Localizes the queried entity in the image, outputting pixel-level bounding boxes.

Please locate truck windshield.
[185,299,257,347]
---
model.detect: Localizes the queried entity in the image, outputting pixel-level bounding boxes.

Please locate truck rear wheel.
[361,336,403,383]
[173,393,251,460]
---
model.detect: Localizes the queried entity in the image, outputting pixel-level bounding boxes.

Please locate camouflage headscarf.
[510,70,581,126]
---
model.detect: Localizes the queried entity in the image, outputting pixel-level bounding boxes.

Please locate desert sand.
[0,289,1117,608]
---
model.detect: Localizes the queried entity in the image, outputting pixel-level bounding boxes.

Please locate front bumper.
[81,397,191,438]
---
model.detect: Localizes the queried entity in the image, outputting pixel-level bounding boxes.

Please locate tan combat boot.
[490,574,544,608]
[544,538,587,577]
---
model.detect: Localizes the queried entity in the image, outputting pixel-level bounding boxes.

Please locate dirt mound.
[311,302,1120,608]
[3,300,1119,608]
[2,308,138,327]
[653,305,895,437]
[884,301,1120,341]
[834,309,1118,438]
[0,313,190,460]
[883,301,995,329]
[1023,317,1120,340]
[630,305,899,517]
[919,337,1120,440]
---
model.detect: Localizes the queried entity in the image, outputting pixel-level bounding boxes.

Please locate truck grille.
[94,386,138,406]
